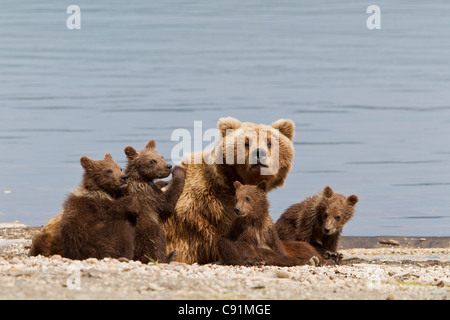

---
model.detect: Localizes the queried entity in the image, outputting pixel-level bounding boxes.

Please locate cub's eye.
[324,212,328,218]
[267,141,272,149]
[245,197,250,202]
[335,216,341,221]
[150,160,157,164]
[106,169,113,174]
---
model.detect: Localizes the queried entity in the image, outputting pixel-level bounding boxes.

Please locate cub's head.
[233,181,268,218]
[216,117,295,190]
[80,153,129,196]
[124,139,173,182]
[319,186,358,235]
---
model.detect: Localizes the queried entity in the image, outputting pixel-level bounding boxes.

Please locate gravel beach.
[0,222,448,300]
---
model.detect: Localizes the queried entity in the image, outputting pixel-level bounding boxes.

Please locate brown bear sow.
[124,139,185,263]
[163,117,296,264]
[275,186,358,258]
[217,181,322,266]
[59,154,140,260]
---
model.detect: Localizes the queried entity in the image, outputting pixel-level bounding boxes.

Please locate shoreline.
[1,221,448,249]
[0,222,448,300]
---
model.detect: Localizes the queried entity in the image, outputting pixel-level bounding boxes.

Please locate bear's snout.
[166,164,173,171]
[234,207,241,214]
[251,148,268,166]
[120,174,129,183]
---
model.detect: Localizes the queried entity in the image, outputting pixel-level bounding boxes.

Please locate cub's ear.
[104,153,113,161]
[233,181,243,190]
[218,117,242,137]
[80,156,94,171]
[257,181,267,192]
[347,195,359,206]
[146,139,156,150]
[271,119,295,141]
[323,186,334,198]
[124,146,138,159]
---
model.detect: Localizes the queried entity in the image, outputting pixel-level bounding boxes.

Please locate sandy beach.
[0,222,448,300]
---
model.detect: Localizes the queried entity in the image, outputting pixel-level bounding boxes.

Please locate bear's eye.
[106,169,113,174]
[245,197,250,202]
[335,215,341,221]
[267,141,272,149]
[324,212,328,218]
[244,141,250,149]
[150,160,157,164]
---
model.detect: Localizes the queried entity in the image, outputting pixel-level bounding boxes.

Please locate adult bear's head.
[214,117,295,190]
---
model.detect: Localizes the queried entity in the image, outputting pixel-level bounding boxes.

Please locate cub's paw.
[167,250,178,263]
[246,260,266,266]
[155,180,169,190]
[126,196,141,216]
[324,251,343,265]
[307,256,320,267]
[172,166,186,180]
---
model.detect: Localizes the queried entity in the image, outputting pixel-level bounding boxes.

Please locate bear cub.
[275,186,358,261]
[60,154,140,260]
[124,139,185,263]
[217,181,323,267]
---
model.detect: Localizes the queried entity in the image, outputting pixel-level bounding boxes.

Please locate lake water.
[0,1,449,236]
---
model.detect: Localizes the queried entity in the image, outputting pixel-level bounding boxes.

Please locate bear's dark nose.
[120,175,129,183]
[166,164,173,170]
[234,207,240,214]
[252,148,267,162]
[324,227,330,234]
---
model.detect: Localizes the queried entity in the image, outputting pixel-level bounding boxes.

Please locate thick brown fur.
[59,154,139,260]
[163,117,296,264]
[124,139,185,263]
[29,214,64,257]
[275,186,358,257]
[217,181,321,266]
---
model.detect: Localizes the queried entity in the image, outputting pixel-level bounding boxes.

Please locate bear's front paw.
[246,259,266,266]
[307,256,320,267]
[167,250,178,263]
[172,166,186,180]
[324,251,343,265]
[126,197,141,216]
[155,180,169,189]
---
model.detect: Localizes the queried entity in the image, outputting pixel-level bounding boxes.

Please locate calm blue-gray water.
[0,1,449,236]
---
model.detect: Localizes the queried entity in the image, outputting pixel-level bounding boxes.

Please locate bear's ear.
[323,186,333,198]
[124,146,138,159]
[104,153,113,161]
[271,119,295,141]
[218,117,242,137]
[80,156,95,171]
[257,181,267,192]
[233,181,243,190]
[347,195,359,206]
[146,139,156,150]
